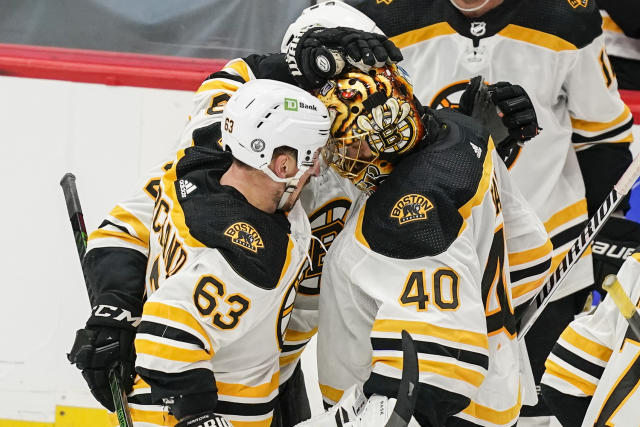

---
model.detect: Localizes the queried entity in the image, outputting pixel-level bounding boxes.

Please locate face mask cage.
[322,132,379,180]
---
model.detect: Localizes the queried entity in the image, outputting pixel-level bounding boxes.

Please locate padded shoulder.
[172,147,292,289]
[360,110,490,258]
[354,0,602,48]
[513,0,602,49]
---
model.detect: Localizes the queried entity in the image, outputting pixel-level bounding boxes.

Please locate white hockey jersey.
[132,147,313,427]
[317,111,551,427]
[358,0,635,300]
[541,251,640,426]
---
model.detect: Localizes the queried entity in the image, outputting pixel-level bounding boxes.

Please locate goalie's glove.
[459,76,541,162]
[286,26,403,89]
[294,385,419,427]
[175,411,233,427]
[67,326,136,411]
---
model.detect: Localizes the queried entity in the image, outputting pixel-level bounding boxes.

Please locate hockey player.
[540,250,640,426]
[133,79,329,426]
[66,26,402,427]
[350,0,636,422]
[302,64,552,426]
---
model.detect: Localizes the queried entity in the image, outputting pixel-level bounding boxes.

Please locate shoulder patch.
[390,194,434,225]
[224,222,264,253]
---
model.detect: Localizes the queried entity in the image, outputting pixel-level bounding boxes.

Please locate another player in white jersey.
[302,64,551,426]
[132,79,329,426]
[540,249,640,426]
[351,0,636,421]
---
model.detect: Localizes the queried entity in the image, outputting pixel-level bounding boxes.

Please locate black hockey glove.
[592,216,640,296]
[286,26,403,89]
[175,411,232,427]
[67,321,136,411]
[459,76,541,161]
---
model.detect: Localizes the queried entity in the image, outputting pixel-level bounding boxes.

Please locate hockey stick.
[518,153,640,341]
[60,173,134,427]
[384,330,419,427]
[602,274,640,340]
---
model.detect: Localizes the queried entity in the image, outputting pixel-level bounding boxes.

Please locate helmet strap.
[262,166,306,210]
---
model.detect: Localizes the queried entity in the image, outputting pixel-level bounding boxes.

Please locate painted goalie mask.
[316,64,426,191]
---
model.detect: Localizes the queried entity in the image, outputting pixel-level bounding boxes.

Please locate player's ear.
[270,152,297,179]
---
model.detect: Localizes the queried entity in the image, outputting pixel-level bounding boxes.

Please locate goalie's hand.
[286,26,403,89]
[459,76,541,162]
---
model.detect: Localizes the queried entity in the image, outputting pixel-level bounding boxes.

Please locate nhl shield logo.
[390,194,434,225]
[470,22,486,37]
[567,0,588,8]
[224,222,264,253]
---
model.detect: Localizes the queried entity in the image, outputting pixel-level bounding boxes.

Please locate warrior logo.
[391,194,434,224]
[567,0,588,8]
[470,22,486,37]
[224,222,264,253]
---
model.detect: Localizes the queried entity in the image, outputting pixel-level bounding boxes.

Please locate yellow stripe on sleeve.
[462,388,521,424]
[319,384,345,403]
[561,326,613,362]
[544,359,597,396]
[390,22,457,48]
[223,60,252,82]
[217,371,279,398]
[374,356,485,387]
[512,276,546,299]
[280,349,305,367]
[508,238,553,267]
[544,200,587,233]
[110,205,150,243]
[373,319,488,350]
[135,338,210,363]
[88,228,148,248]
[284,327,318,342]
[143,301,212,350]
[129,407,178,426]
[571,106,631,133]
[196,79,242,95]
[498,25,577,51]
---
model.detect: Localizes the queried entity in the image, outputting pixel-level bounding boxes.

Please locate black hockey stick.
[602,274,640,340]
[518,153,640,341]
[60,172,134,427]
[384,330,419,427]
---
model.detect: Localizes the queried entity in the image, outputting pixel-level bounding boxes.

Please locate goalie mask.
[316,65,425,191]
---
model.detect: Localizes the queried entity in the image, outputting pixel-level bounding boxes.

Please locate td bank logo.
[284,98,298,111]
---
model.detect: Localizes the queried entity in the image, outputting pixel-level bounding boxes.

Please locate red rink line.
[1,43,640,122]
[0,43,227,91]
[620,90,640,124]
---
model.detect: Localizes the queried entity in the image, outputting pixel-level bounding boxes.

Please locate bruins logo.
[391,194,434,224]
[224,222,264,253]
[299,198,352,295]
[276,280,298,350]
[567,0,588,8]
[376,0,394,5]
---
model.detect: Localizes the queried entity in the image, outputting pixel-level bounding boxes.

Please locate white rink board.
[0,75,324,421]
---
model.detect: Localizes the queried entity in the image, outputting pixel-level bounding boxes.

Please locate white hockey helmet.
[280,1,384,54]
[221,79,330,199]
